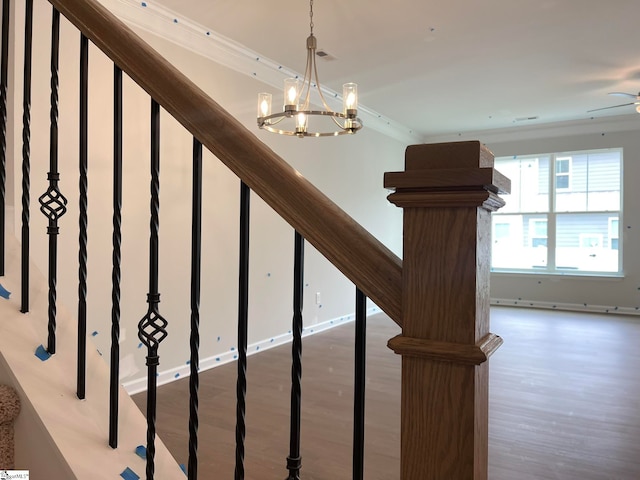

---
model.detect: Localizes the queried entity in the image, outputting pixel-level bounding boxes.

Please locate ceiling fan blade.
[608,92,639,99]
[587,102,636,113]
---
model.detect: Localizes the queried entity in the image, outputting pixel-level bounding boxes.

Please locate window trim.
[555,156,572,191]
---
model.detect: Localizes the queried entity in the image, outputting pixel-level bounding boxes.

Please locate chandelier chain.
[309,0,314,35]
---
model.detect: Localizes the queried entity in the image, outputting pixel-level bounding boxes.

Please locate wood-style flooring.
[132,307,640,479]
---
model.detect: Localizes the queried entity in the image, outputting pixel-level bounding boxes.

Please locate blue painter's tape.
[180,464,187,475]
[35,345,51,361]
[141,2,147,7]
[0,283,11,299]
[91,331,98,337]
[120,467,140,480]
[174,373,180,378]
[135,445,146,459]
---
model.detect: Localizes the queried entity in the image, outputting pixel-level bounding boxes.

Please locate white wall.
[9,1,405,390]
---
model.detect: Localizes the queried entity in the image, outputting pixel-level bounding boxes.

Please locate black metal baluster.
[77,33,89,400]
[137,99,167,480]
[38,7,67,355]
[20,0,33,312]
[235,181,250,480]
[286,230,304,480]
[187,138,203,479]
[353,288,367,480]
[109,64,123,448]
[0,0,10,276]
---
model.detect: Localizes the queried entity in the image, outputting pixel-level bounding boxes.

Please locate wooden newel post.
[384,141,510,479]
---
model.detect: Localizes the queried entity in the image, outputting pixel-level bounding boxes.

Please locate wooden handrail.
[48,0,402,324]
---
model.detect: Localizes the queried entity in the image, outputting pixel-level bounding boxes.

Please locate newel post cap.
[384,141,510,210]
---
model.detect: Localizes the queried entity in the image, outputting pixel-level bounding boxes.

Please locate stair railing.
[0,0,509,478]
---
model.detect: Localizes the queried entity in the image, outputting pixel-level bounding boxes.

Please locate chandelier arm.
[330,113,346,129]
[300,37,315,111]
[259,115,286,126]
[312,55,335,113]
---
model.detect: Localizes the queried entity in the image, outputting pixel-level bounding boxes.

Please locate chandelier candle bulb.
[257,93,272,118]
[296,112,308,136]
[343,83,358,118]
[284,78,299,113]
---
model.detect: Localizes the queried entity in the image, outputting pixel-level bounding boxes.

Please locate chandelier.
[257,0,363,138]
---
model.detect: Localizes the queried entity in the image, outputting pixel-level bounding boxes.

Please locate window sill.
[490,269,625,280]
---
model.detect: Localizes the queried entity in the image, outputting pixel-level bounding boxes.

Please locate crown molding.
[423,113,640,145]
[98,0,423,145]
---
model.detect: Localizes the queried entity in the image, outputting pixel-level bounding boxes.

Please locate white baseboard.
[123,306,382,395]
[491,298,640,316]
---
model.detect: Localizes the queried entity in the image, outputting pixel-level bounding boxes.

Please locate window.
[529,218,548,247]
[491,148,622,275]
[609,217,619,250]
[555,156,571,190]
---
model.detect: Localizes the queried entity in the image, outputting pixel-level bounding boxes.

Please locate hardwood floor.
[132,307,640,479]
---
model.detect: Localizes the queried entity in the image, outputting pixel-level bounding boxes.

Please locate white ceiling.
[147,0,640,138]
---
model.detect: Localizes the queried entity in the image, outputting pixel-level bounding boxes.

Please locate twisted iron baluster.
[20,0,33,312]
[353,288,367,480]
[188,138,203,479]
[109,64,123,448]
[0,0,10,276]
[286,231,304,480]
[138,99,167,480]
[77,33,89,400]
[38,7,67,354]
[235,181,250,480]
